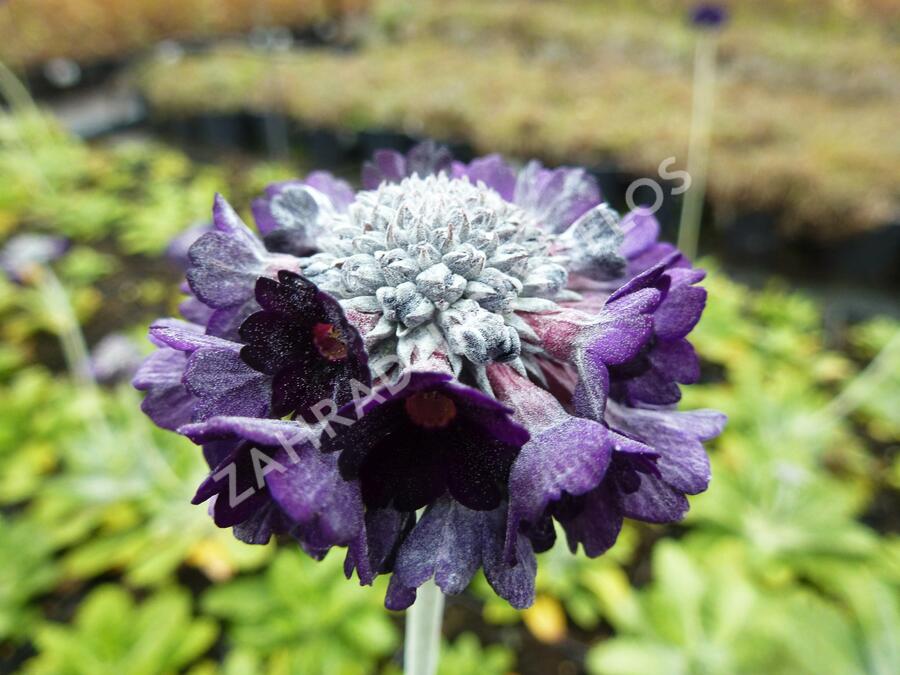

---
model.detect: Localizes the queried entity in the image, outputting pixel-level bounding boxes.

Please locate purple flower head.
[690,3,729,29]
[0,234,68,284]
[134,145,724,609]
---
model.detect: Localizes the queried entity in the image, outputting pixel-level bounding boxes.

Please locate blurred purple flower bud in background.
[0,234,68,284]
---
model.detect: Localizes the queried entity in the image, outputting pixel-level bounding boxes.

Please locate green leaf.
[25,585,217,675]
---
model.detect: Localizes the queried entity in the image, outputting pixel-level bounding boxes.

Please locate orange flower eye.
[312,323,349,362]
[404,391,458,429]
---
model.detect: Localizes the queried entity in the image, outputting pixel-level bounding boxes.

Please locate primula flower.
[135,142,724,608]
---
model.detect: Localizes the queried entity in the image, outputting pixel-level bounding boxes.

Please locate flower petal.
[186,194,268,309]
[560,483,624,557]
[392,498,483,596]
[184,348,272,422]
[267,443,364,552]
[607,402,725,495]
[514,161,601,233]
[453,154,517,201]
[132,347,195,431]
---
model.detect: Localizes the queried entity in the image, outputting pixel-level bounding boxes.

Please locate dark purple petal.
[385,577,418,610]
[361,141,452,189]
[182,417,323,540]
[203,439,238,470]
[150,319,237,353]
[521,271,664,422]
[346,508,414,586]
[618,208,693,277]
[205,298,261,342]
[559,483,624,557]
[387,502,536,610]
[608,257,706,406]
[179,295,215,326]
[233,502,290,544]
[179,415,315,447]
[239,270,370,418]
[619,472,689,523]
[184,348,271,422]
[619,208,661,260]
[648,338,700,385]
[555,433,657,553]
[328,371,527,513]
[481,505,536,609]
[628,241,681,277]
[616,365,682,406]
[166,222,210,269]
[191,441,271,528]
[488,365,613,560]
[507,415,612,555]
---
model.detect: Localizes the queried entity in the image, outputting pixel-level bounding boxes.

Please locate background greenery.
[0,1,897,674]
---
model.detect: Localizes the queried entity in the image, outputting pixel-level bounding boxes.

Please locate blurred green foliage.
[25,585,217,675]
[0,112,225,255]
[202,550,397,674]
[0,111,897,673]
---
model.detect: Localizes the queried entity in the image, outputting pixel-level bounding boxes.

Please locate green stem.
[820,330,900,421]
[36,269,181,488]
[35,270,116,454]
[678,32,719,260]
[404,580,445,675]
[0,59,38,115]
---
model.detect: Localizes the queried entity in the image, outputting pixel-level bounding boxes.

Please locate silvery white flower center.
[295,174,624,377]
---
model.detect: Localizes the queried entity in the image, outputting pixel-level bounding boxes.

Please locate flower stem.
[36,268,182,488]
[820,329,900,421]
[404,580,445,675]
[0,59,39,115]
[678,31,719,260]
[35,269,113,441]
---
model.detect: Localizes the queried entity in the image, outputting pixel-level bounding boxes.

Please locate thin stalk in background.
[819,330,900,421]
[0,59,40,116]
[34,268,110,432]
[404,580,445,675]
[34,266,180,489]
[677,26,721,260]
